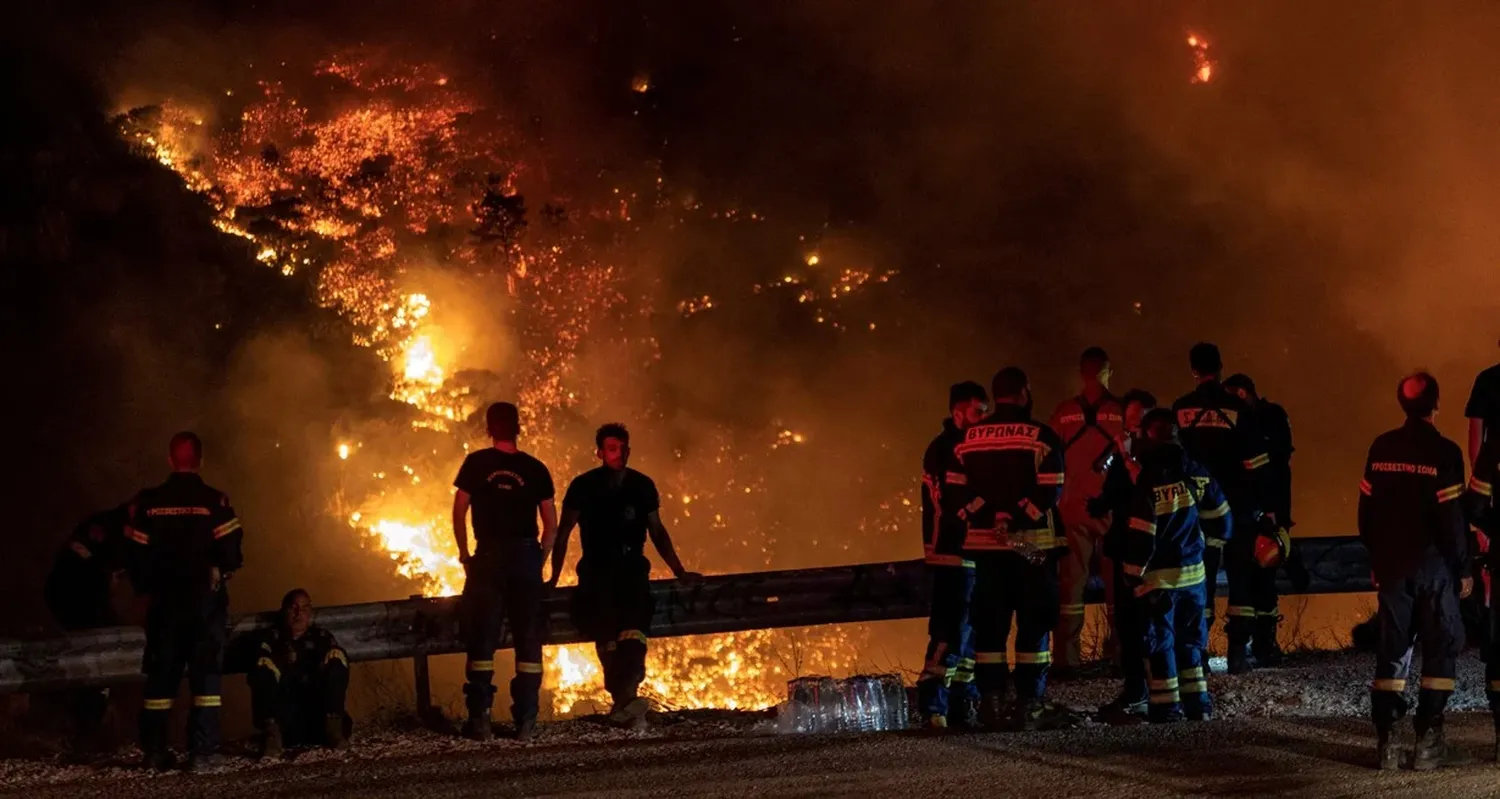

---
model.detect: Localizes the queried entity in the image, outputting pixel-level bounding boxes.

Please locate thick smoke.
[12,2,1500,669]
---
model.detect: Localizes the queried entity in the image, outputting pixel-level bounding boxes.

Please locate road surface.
[4,713,1499,798]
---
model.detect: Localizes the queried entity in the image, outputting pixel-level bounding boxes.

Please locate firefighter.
[946,367,1067,730]
[917,381,989,729]
[1171,343,1270,674]
[44,505,128,749]
[1090,389,1156,723]
[1048,347,1126,680]
[1464,342,1500,467]
[551,423,701,729]
[1224,373,1303,666]
[248,589,351,758]
[452,402,557,741]
[1360,372,1472,771]
[1121,408,1230,723]
[125,432,243,772]
[1465,425,1500,761]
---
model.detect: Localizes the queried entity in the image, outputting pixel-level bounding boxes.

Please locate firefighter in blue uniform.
[125,432,244,772]
[1360,372,1472,771]
[946,367,1067,730]
[917,381,988,728]
[248,589,352,759]
[1121,409,1230,722]
[1171,343,1272,673]
[453,402,557,741]
[1090,389,1157,723]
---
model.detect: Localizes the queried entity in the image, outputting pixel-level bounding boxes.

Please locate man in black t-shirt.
[550,423,700,729]
[452,402,557,741]
[1465,347,1500,466]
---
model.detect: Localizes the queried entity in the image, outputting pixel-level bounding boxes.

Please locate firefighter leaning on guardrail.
[945,366,1068,731]
[1120,408,1229,724]
[124,431,243,773]
[248,589,351,759]
[1359,372,1472,771]
[916,380,988,729]
[453,402,557,742]
[551,422,701,730]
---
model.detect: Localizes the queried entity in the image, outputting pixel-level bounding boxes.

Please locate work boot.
[1376,728,1401,771]
[1253,617,1285,668]
[1013,699,1046,732]
[924,713,949,730]
[947,697,980,730]
[257,720,284,760]
[979,691,1009,731]
[185,753,229,773]
[609,697,649,730]
[1413,725,1474,771]
[464,711,494,742]
[324,714,350,750]
[142,748,177,773]
[515,717,538,741]
[1097,693,1148,725]
[1227,636,1254,676]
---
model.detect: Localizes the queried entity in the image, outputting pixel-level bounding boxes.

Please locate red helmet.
[1255,527,1291,568]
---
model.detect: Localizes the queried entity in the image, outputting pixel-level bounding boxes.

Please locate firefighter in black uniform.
[551,423,700,730]
[1171,343,1271,674]
[1360,372,1472,771]
[1090,389,1156,722]
[125,432,243,772]
[1464,426,1500,761]
[44,505,128,748]
[945,367,1067,730]
[249,589,351,758]
[1224,373,1305,666]
[453,402,557,741]
[917,381,988,729]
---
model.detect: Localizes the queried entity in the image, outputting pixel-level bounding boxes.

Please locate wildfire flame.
[118,51,881,716]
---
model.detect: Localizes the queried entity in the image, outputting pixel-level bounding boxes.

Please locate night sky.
[6,1,1500,629]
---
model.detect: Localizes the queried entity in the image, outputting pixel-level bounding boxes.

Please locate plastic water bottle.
[778,674,908,733]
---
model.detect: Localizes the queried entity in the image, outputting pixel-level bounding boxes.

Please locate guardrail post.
[410,594,435,725]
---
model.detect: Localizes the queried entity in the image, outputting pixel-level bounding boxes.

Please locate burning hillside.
[115,50,901,714]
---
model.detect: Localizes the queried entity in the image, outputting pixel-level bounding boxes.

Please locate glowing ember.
[1187,32,1215,84]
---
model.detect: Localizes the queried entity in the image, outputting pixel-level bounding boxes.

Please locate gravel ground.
[1,649,1496,797]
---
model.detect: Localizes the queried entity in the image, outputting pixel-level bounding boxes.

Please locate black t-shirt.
[562,467,660,564]
[1466,364,1500,436]
[453,448,555,552]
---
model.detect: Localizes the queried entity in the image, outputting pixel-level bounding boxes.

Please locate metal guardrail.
[0,536,1371,695]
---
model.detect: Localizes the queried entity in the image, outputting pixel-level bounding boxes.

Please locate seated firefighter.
[249,589,352,757]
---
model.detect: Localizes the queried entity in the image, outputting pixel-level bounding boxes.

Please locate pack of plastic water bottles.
[777,674,909,733]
